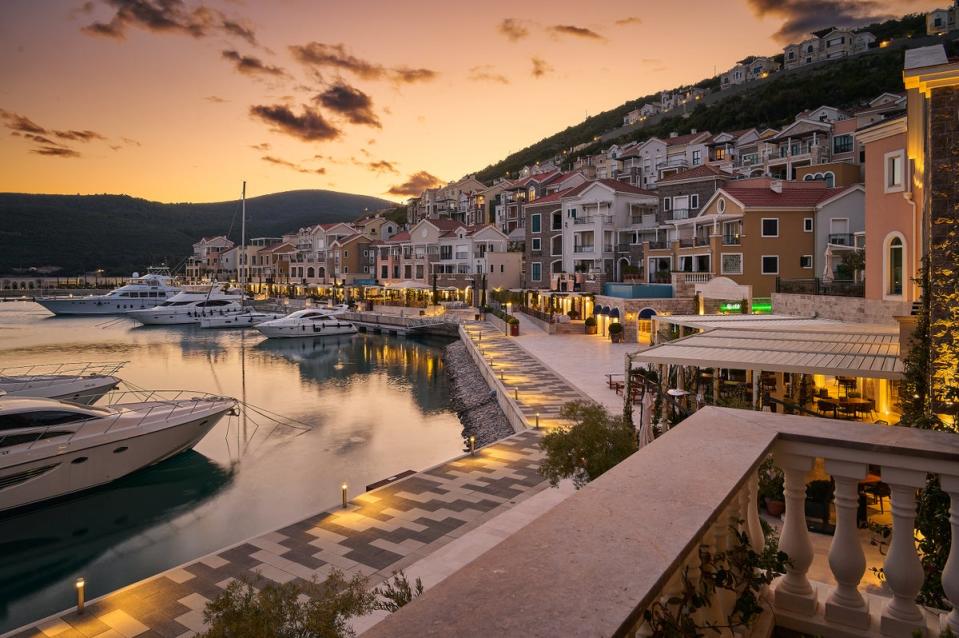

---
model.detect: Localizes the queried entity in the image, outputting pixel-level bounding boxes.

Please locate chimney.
[770,179,783,193]
[669,131,679,138]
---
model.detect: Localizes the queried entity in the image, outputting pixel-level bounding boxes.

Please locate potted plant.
[758,456,785,516]
[508,316,519,336]
[584,316,597,335]
[608,321,624,343]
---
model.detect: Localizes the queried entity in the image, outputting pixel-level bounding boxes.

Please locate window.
[531,237,541,252]
[531,262,542,282]
[800,255,813,269]
[381,265,388,278]
[552,211,563,230]
[761,218,779,237]
[885,150,905,192]
[692,150,702,166]
[690,194,700,209]
[721,253,743,275]
[803,217,813,232]
[761,255,779,275]
[833,134,853,154]
[717,198,726,213]
[663,198,671,211]
[888,236,903,296]
[531,213,541,233]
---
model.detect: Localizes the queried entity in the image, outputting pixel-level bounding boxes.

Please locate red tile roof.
[722,183,845,208]
[664,131,710,146]
[657,165,731,183]
[387,231,411,242]
[591,178,656,196]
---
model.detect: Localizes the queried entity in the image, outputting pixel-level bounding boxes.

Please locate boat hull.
[0,375,120,405]
[257,322,357,339]
[35,297,164,316]
[200,313,284,329]
[128,307,244,325]
[0,408,229,512]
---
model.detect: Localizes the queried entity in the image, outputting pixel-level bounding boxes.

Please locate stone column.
[879,467,927,636]
[824,459,870,630]
[773,451,817,615]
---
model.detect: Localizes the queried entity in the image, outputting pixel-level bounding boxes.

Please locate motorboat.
[34,268,180,316]
[127,283,245,326]
[255,309,357,339]
[0,361,125,405]
[0,391,237,512]
[317,303,350,315]
[200,310,285,329]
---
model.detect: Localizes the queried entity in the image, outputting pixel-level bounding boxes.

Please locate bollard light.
[500,370,505,382]
[469,435,476,456]
[75,577,85,613]
[341,482,348,509]
[514,387,519,401]
[535,412,540,429]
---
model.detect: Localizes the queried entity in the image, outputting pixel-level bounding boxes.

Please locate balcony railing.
[361,407,959,638]
[694,236,710,246]
[669,208,690,220]
[602,244,614,253]
[776,277,865,298]
[615,243,632,252]
[678,238,695,248]
[828,233,856,246]
[573,215,614,225]
[722,234,742,245]
[573,245,595,253]
[631,214,657,228]
[648,240,670,250]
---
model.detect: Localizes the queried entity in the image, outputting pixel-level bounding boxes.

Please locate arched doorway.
[638,307,656,344]
[617,257,631,282]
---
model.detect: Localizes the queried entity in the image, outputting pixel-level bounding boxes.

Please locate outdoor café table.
[818,396,871,419]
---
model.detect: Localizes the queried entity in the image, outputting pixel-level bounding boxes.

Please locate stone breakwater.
[443,340,514,446]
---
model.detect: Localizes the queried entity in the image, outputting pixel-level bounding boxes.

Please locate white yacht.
[127,283,245,326]
[35,268,180,316]
[0,361,125,405]
[0,392,237,512]
[200,310,284,329]
[256,309,357,339]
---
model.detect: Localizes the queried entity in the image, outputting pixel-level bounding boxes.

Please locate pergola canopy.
[632,324,903,380]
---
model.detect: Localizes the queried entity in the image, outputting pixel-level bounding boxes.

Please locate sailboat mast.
[240,181,246,288]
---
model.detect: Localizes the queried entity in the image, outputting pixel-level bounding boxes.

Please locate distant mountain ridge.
[0,189,396,275]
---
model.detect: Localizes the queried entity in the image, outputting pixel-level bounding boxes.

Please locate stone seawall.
[443,341,514,446]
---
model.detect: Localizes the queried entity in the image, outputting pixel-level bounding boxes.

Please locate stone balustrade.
[362,408,959,638]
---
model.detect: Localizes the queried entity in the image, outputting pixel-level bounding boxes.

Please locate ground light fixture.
[469,435,476,455]
[75,578,85,613]
[341,482,348,509]
[535,412,540,429]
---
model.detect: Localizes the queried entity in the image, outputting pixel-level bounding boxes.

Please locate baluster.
[879,467,927,637]
[744,473,765,554]
[684,544,708,627]
[941,475,959,634]
[773,451,817,615]
[824,459,870,629]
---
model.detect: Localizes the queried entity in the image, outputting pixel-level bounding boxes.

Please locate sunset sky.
[0,0,940,203]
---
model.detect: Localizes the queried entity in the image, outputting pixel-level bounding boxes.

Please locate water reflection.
[0,303,463,631]
[0,452,232,617]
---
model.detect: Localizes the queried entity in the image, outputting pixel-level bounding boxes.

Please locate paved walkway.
[462,322,592,429]
[5,431,547,638]
[511,314,643,412]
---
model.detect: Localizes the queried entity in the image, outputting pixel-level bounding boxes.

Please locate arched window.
[307,267,315,279]
[823,171,835,187]
[888,236,903,296]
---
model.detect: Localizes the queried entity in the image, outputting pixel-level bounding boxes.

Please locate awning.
[610,308,621,319]
[652,314,897,334]
[631,326,903,379]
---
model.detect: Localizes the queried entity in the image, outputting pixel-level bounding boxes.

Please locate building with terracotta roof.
[185,235,235,282]
[783,28,875,71]
[643,178,862,296]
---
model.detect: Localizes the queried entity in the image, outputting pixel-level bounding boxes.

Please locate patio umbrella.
[822,246,834,283]
[638,391,656,448]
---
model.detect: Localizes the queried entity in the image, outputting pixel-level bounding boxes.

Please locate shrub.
[584,316,597,327]
[608,322,623,335]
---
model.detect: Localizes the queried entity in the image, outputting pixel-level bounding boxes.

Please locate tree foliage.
[539,401,638,488]
[372,571,424,613]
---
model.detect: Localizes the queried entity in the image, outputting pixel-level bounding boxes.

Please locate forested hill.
[475,13,940,182]
[0,190,395,275]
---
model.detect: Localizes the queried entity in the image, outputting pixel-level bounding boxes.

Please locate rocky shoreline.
[443,340,515,447]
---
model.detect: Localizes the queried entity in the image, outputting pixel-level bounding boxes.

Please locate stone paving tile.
[5,430,546,638]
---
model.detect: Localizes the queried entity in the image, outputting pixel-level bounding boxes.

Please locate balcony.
[573,245,596,254]
[615,243,632,252]
[630,214,657,228]
[678,238,695,248]
[602,244,614,253]
[722,234,742,246]
[828,233,856,246]
[669,208,690,220]
[647,240,671,250]
[573,215,613,225]
[776,277,865,298]
[363,407,959,638]
[694,236,710,246]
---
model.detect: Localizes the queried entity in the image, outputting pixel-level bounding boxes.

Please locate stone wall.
[771,293,911,325]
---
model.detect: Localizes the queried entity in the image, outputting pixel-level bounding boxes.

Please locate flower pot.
[765,498,785,517]
[585,325,597,335]
[509,323,519,336]
[611,332,623,343]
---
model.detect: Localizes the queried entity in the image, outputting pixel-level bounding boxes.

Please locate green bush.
[584,316,597,327]
[608,322,624,335]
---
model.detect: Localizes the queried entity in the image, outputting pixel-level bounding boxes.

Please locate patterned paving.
[463,322,592,429]
[5,431,546,638]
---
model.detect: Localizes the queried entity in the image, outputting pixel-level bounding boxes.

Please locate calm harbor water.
[0,302,464,632]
